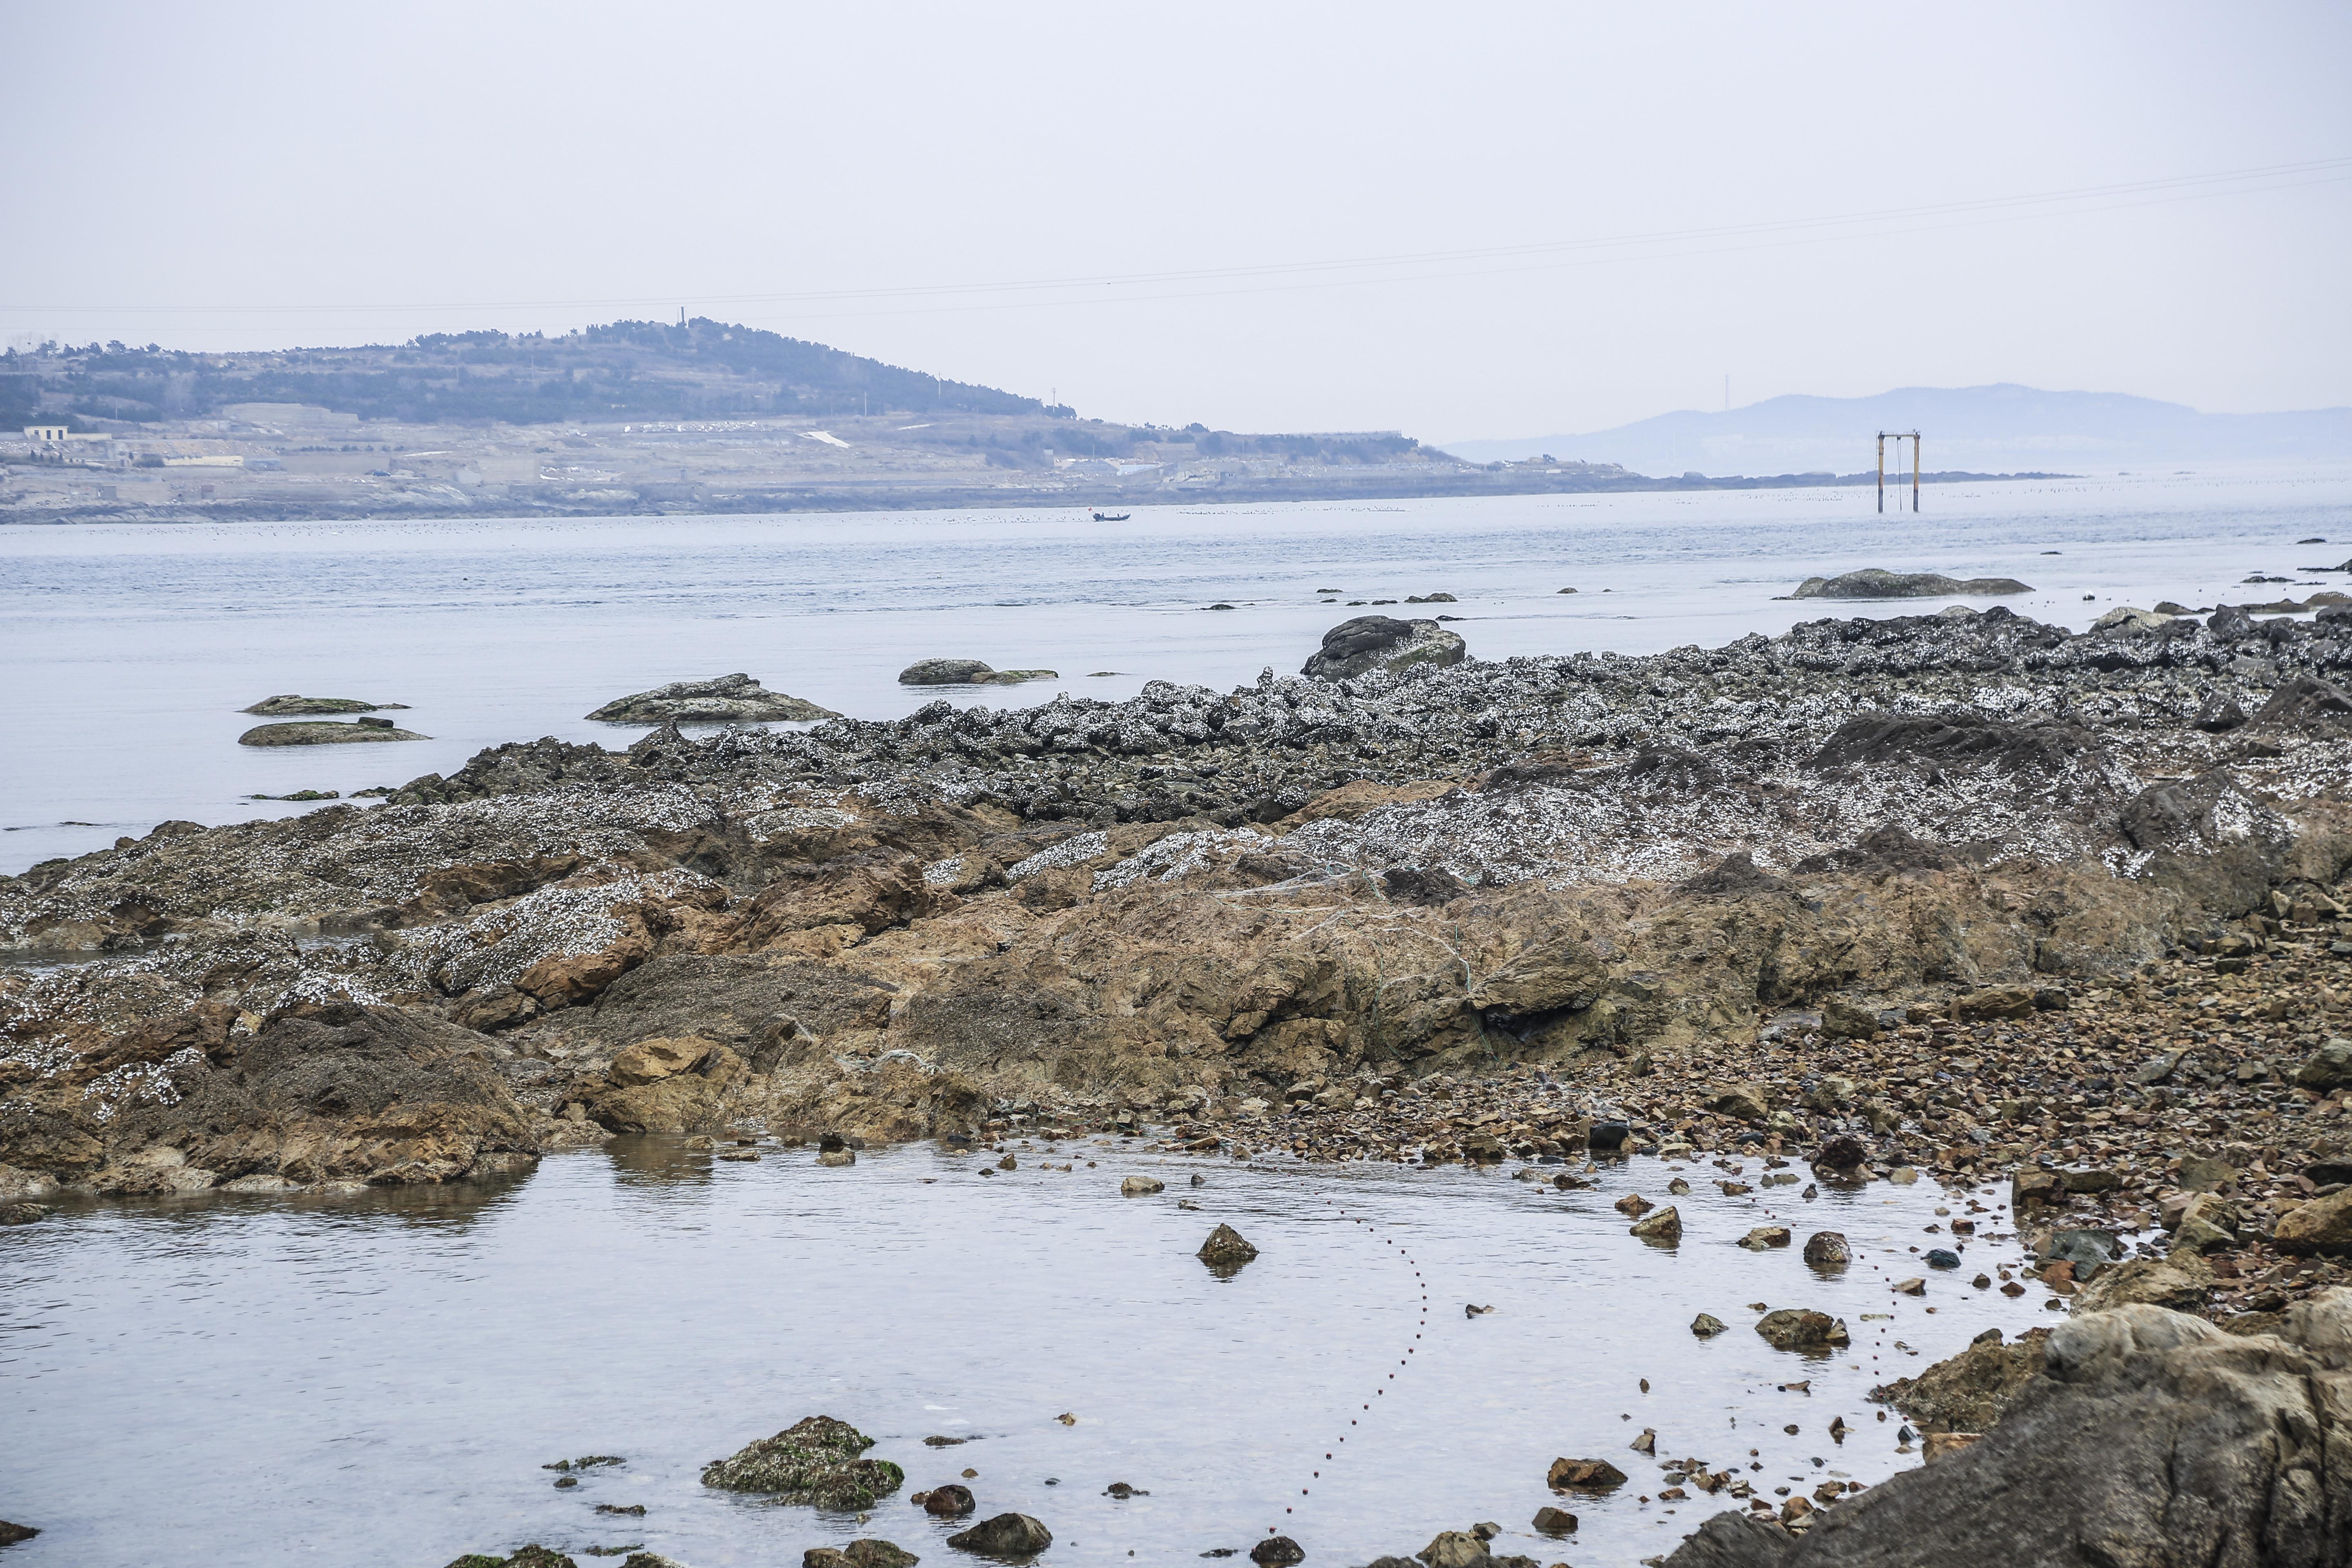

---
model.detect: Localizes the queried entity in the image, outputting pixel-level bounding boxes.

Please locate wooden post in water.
[1876,433,1886,514]
[1913,432,1922,512]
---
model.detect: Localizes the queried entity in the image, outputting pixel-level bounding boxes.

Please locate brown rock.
[2277,1187,2352,1253]
[1801,1232,1850,1268]
[1756,1309,1849,1350]
[1198,1223,1260,1269]
[1547,1457,1629,1489]
[1953,985,2035,1022]
[1631,1205,1683,1243]
[1532,1504,1579,1534]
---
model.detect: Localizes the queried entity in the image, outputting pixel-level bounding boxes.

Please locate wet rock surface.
[699,1415,904,1509]
[943,1510,1051,1554]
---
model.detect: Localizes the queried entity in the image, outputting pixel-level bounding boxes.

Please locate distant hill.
[1442,384,2352,475]
[0,318,1058,429]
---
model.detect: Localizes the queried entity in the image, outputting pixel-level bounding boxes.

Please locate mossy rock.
[443,1551,576,1568]
[700,1414,904,1508]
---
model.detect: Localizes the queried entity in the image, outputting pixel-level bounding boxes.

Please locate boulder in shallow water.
[1662,1295,2352,1568]
[1547,1457,1628,1489]
[897,659,1057,686]
[587,672,838,724]
[699,1414,904,1508]
[806,1542,920,1568]
[238,720,430,745]
[0,1520,38,1547]
[1789,568,2033,599]
[241,694,403,715]
[1755,1309,1848,1350]
[1198,1223,1259,1272]
[944,1512,1052,1553]
[1301,615,1466,681]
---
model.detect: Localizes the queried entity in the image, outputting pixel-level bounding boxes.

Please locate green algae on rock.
[699,1414,904,1508]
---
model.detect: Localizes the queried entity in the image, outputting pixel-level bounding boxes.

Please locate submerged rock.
[1249,1537,1305,1566]
[241,694,403,715]
[587,673,839,724]
[238,720,429,745]
[0,1520,38,1547]
[1790,568,2033,600]
[700,1415,904,1508]
[1301,615,1466,681]
[898,659,1058,686]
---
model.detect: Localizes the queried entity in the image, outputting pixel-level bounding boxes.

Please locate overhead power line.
[5,155,2347,321]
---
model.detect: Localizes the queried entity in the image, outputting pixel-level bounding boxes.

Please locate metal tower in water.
[1876,430,1921,513]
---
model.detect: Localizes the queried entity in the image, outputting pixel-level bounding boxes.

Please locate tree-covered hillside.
[0,318,1056,428]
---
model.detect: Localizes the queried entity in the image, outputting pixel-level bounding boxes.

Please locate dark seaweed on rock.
[700,1415,904,1508]
[1806,713,2095,775]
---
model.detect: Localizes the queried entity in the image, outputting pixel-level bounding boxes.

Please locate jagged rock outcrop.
[1301,615,1466,680]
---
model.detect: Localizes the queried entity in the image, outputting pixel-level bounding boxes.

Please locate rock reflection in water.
[1,1143,2055,1568]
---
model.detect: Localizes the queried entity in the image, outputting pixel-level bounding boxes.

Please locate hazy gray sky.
[7,2,2348,439]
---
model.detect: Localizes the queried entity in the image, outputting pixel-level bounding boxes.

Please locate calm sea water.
[2,470,2348,874]
[0,1141,2051,1568]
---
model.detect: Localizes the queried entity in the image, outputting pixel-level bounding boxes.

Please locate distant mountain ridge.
[1441,383,2352,475]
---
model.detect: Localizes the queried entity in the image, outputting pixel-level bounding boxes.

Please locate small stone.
[1249,1538,1305,1566]
[1630,1205,1682,1243]
[1925,1250,1962,1270]
[1691,1313,1728,1337]
[1532,1504,1579,1534]
[1737,1226,1793,1251]
[1120,1175,1165,1196]
[1893,1278,1927,1296]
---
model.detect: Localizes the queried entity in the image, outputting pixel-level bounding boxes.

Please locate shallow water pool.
[0,1140,2058,1567]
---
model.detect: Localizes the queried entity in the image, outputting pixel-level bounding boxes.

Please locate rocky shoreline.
[8,600,2352,1559]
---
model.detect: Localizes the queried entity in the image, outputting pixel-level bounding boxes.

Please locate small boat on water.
[1091,510,1131,522]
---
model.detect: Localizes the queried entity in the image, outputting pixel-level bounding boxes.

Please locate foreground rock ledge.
[1666,1292,2352,1566]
